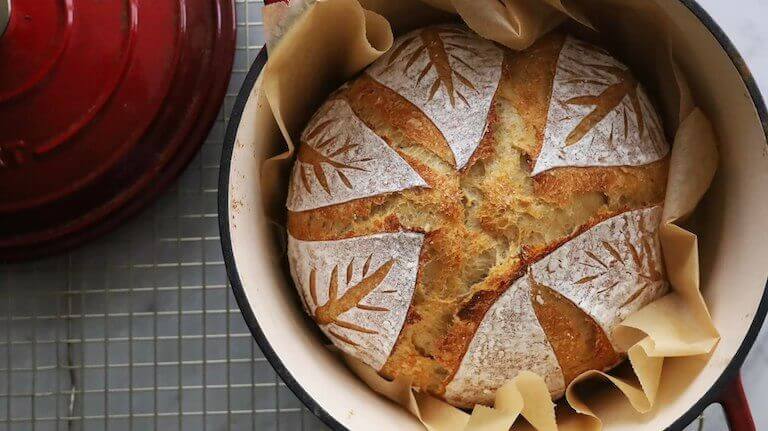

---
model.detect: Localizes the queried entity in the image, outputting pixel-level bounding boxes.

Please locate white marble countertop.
[699,0,768,91]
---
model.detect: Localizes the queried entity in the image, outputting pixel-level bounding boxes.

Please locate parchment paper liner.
[257,1,720,429]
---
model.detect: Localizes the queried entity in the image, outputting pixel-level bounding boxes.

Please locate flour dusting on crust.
[446,207,666,404]
[445,277,565,407]
[531,206,668,349]
[367,24,504,169]
[287,99,428,212]
[287,232,425,371]
[532,36,668,175]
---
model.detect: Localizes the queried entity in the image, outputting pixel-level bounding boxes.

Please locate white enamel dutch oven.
[219,1,768,429]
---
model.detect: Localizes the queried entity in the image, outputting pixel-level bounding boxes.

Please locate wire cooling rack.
[0,2,324,430]
[0,0,737,429]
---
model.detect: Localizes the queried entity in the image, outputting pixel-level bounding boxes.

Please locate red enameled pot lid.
[0,0,235,261]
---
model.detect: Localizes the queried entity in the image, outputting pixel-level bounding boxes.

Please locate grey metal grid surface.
[0,1,325,430]
[0,0,760,429]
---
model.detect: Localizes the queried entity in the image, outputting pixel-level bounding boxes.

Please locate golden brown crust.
[348,75,456,167]
[433,263,525,385]
[498,32,565,163]
[530,273,622,383]
[532,157,670,206]
[287,193,395,240]
[431,206,639,390]
[287,29,669,402]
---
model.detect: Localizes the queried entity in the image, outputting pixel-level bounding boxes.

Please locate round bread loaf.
[286,25,670,408]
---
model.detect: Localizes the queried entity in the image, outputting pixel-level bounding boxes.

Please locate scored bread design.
[533,36,668,175]
[530,206,666,347]
[367,24,504,169]
[286,98,428,212]
[288,232,425,370]
[444,206,665,407]
[287,27,671,407]
[444,273,567,407]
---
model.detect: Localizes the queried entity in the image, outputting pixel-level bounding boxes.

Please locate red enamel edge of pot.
[219,1,768,430]
[718,376,756,431]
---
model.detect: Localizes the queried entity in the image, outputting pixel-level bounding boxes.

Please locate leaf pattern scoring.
[287,27,671,404]
[286,99,428,212]
[287,232,425,371]
[446,206,667,406]
[532,36,669,175]
[530,206,668,347]
[367,24,504,170]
